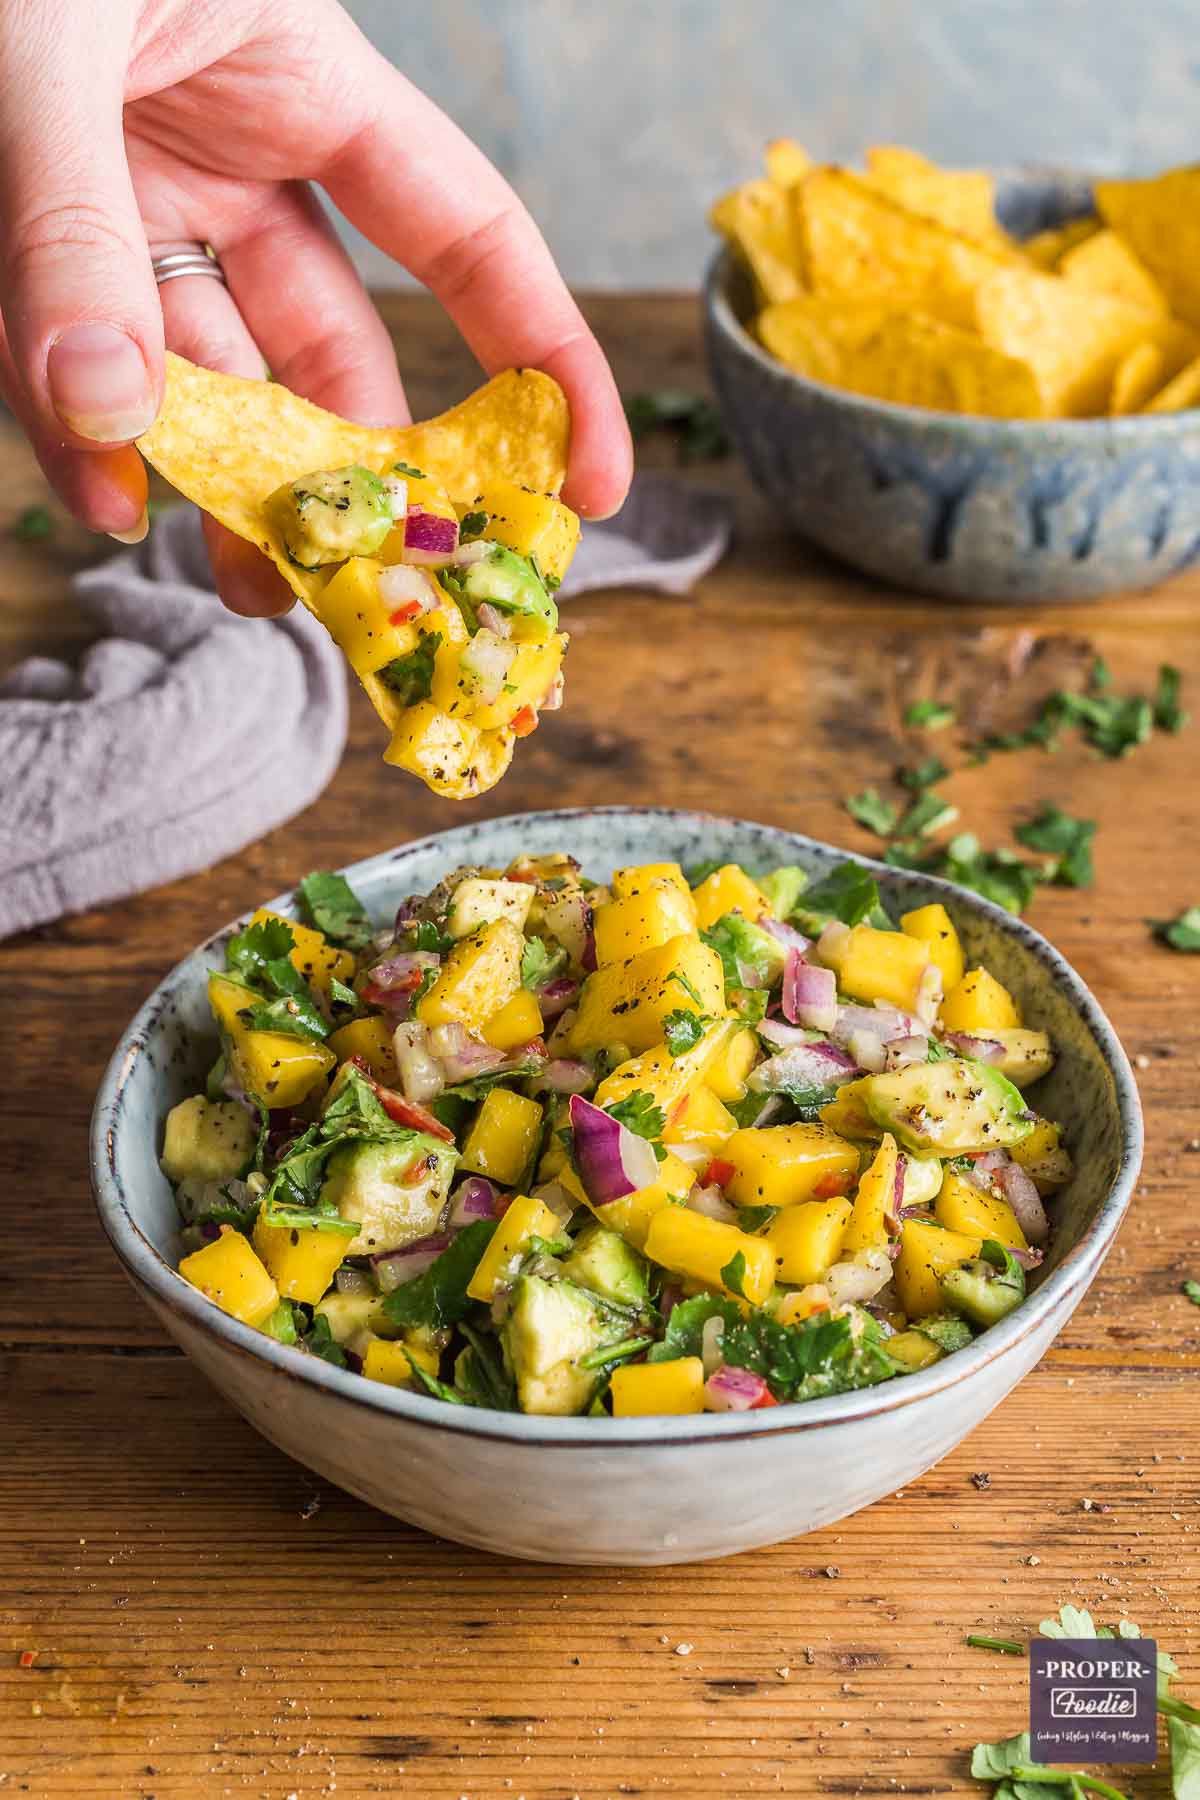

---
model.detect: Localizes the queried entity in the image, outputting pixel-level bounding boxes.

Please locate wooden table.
[2,294,1197,1800]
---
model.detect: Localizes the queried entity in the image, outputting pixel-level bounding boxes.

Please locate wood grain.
[1,293,1198,1797]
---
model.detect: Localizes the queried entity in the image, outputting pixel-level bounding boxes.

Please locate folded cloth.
[0,473,732,937]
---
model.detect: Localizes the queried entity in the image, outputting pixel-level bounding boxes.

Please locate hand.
[0,0,632,613]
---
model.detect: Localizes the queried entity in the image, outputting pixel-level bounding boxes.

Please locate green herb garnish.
[904,699,956,731]
[624,388,730,461]
[1151,906,1200,952]
[298,870,373,950]
[378,630,442,706]
[843,789,898,836]
[12,504,53,542]
[1014,806,1096,888]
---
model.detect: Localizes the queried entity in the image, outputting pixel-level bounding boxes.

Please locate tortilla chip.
[709,178,803,303]
[137,352,571,610]
[864,145,1015,256]
[764,138,813,188]
[839,314,1043,417]
[795,168,1008,329]
[974,266,1196,415]
[757,294,903,381]
[1059,228,1169,315]
[1146,353,1200,413]
[1096,168,1200,327]
[1021,216,1100,269]
[1108,341,1168,414]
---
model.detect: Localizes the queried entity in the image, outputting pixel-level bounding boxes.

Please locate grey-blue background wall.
[340,0,1199,288]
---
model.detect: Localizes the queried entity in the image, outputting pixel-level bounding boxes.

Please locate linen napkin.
[0,476,733,937]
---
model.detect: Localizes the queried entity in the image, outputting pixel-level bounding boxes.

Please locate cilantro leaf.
[662,1008,708,1057]
[406,1359,468,1405]
[1183,1279,1200,1306]
[904,699,956,731]
[382,1220,497,1329]
[226,915,296,981]
[737,1204,777,1234]
[605,1089,667,1146]
[887,834,1044,916]
[794,861,885,930]
[719,1251,749,1298]
[238,992,329,1040]
[392,460,426,479]
[649,1295,897,1401]
[378,630,442,706]
[666,968,705,1006]
[1015,806,1096,888]
[520,934,568,991]
[298,870,373,951]
[843,788,898,836]
[897,790,959,839]
[700,912,777,989]
[329,975,359,1009]
[624,388,730,461]
[302,1312,349,1368]
[1169,1715,1200,1800]
[970,1732,1035,1781]
[458,509,489,541]
[12,503,53,542]
[262,1300,300,1345]
[455,1322,518,1409]
[1152,906,1200,952]
[899,755,950,791]
[1155,663,1188,733]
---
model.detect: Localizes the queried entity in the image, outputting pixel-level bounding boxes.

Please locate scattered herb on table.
[1151,906,1200,952]
[843,788,898,836]
[899,755,951,791]
[896,789,959,839]
[886,834,1044,917]
[965,1635,1026,1655]
[904,699,956,730]
[1182,1279,1200,1307]
[624,388,730,461]
[1014,806,1096,889]
[11,504,53,542]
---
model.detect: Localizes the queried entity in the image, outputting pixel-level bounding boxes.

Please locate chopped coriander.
[1182,1279,1200,1306]
[737,1204,777,1234]
[1155,663,1189,732]
[378,630,442,706]
[624,388,730,461]
[1091,656,1112,691]
[605,1091,667,1159]
[392,460,426,479]
[383,1220,497,1329]
[1151,906,1200,952]
[897,790,959,838]
[226,914,295,981]
[11,504,53,542]
[520,934,567,991]
[898,755,950,791]
[578,1334,654,1371]
[666,968,705,1007]
[794,861,884,930]
[904,698,956,731]
[458,509,489,541]
[328,975,358,1009]
[719,1251,749,1299]
[662,1008,708,1056]
[1015,806,1096,888]
[886,833,1043,916]
[843,788,898,836]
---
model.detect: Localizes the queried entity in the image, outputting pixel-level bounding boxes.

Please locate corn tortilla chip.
[795,168,1008,329]
[1022,216,1100,269]
[974,266,1196,416]
[839,314,1043,417]
[764,138,813,188]
[864,145,1015,256]
[1059,228,1168,315]
[709,178,803,303]
[757,293,902,381]
[1096,168,1200,327]
[1146,353,1200,413]
[1108,342,1167,414]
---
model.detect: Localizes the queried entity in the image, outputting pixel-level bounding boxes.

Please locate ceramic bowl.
[704,167,1200,601]
[92,807,1142,1565]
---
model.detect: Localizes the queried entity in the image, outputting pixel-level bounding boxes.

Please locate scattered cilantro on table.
[1151,907,1200,952]
[624,388,730,461]
[904,699,956,730]
[899,755,951,791]
[897,789,959,839]
[843,789,898,836]
[1182,1279,1200,1306]
[1015,806,1096,889]
[11,504,53,542]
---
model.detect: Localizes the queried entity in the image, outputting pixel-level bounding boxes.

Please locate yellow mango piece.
[900,903,964,993]
[482,987,544,1051]
[431,633,564,730]
[776,1290,836,1327]
[459,478,581,586]
[887,1329,943,1371]
[208,972,335,1107]
[249,908,357,998]
[644,1207,776,1305]
[381,699,513,801]
[570,935,725,1057]
[709,178,803,305]
[594,1019,738,1121]
[361,1338,421,1388]
[418,917,523,1033]
[611,861,692,903]
[610,1356,706,1417]
[560,1153,697,1252]
[765,137,813,189]
[179,1226,279,1328]
[593,880,698,965]
[894,1218,981,1320]
[328,1014,400,1085]
[161,1094,255,1184]
[459,1088,543,1188]
[1010,1117,1073,1192]
[703,1026,759,1103]
[691,864,773,932]
[312,556,417,677]
[766,1195,852,1285]
[662,1085,738,1159]
[466,1193,562,1302]
[725,1123,859,1209]
[252,1213,352,1304]
[821,923,931,1013]
[940,967,1021,1032]
[841,1133,899,1255]
[818,1076,879,1140]
[935,1169,1028,1250]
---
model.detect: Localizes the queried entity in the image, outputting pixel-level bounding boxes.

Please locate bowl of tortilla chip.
[705,148,1200,601]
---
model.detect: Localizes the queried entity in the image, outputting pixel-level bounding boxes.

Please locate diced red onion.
[538,975,579,1019]
[831,1003,918,1048]
[581,920,597,973]
[816,920,852,964]
[750,1040,857,1095]
[537,1057,593,1094]
[687,1183,739,1224]
[667,1140,710,1171]
[378,563,438,611]
[997,1159,1050,1245]
[848,1029,887,1074]
[761,917,810,953]
[448,1177,499,1228]
[1011,1244,1045,1270]
[531,1181,576,1227]
[826,1248,892,1306]
[475,601,512,639]
[428,1021,508,1084]
[369,949,440,992]
[944,1032,1006,1065]
[568,1094,659,1205]
[403,505,459,566]
[914,962,943,1028]
[371,1232,454,1293]
[392,1020,445,1105]
[659,1283,684,1322]
[884,1033,929,1070]
[757,1017,817,1051]
[782,955,838,1031]
[704,1365,772,1412]
[701,1314,726,1376]
[334,1266,375,1296]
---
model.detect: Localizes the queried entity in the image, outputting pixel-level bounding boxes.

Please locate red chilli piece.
[813,1169,855,1200]
[704,1157,736,1190]
[388,600,424,625]
[511,706,539,738]
[749,1389,780,1409]
[346,1057,455,1143]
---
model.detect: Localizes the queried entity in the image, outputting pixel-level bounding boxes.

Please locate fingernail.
[47,323,155,442]
[107,507,148,545]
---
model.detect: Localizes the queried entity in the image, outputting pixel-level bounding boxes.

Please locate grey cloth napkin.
[0,475,732,937]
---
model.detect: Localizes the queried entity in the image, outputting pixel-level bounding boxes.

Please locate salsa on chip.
[137,354,580,799]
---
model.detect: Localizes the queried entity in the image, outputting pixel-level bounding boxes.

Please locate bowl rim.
[91,804,1143,1449]
[705,244,1200,438]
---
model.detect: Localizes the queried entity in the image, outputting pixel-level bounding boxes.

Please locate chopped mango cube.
[765,1195,852,1285]
[252,1213,353,1303]
[459,1088,543,1187]
[691,864,773,931]
[313,556,419,677]
[840,1133,899,1255]
[381,700,513,801]
[460,478,581,585]
[560,1152,697,1251]
[820,923,931,1013]
[418,917,524,1034]
[595,1020,736,1121]
[703,1026,759,1103]
[361,1333,441,1387]
[935,1169,1028,1248]
[1010,1117,1072,1191]
[724,1123,860,1210]
[593,880,698,965]
[611,862,692,904]
[249,908,356,997]
[643,1207,776,1304]
[571,935,725,1056]
[900,903,965,994]
[328,1015,399,1085]
[662,1085,738,1158]
[940,967,1021,1032]
[886,1329,943,1371]
[179,1227,279,1327]
[467,1193,562,1302]
[208,972,335,1107]
[894,1218,981,1319]
[481,987,544,1051]
[610,1356,705,1416]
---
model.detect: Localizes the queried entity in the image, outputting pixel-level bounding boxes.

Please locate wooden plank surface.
[2,292,1198,1797]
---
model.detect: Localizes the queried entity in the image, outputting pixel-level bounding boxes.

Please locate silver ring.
[151,244,226,287]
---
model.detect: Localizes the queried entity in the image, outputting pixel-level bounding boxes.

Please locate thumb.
[0,11,161,446]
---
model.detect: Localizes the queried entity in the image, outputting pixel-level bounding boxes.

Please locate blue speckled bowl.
[92,808,1142,1564]
[704,168,1200,601]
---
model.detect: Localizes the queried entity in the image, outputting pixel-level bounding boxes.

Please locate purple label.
[1030,1638,1158,1765]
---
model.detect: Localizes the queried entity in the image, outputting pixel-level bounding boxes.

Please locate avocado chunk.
[501,1274,614,1415]
[861,1056,1032,1155]
[758,865,808,920]
[161,1094,256,1183]
[320,1134,456,1255]
[561,1222,650,1308]
[265,464,393,569]
[705,909,786,987]
[461,544,558,634]
[941,1238,1026,1327]
[912,1311,974,1353]
[314,1288,389,1349]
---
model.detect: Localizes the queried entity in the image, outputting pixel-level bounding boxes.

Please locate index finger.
[323,57,632,519]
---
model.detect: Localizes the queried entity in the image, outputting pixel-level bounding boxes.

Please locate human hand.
[0,0,632,614]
